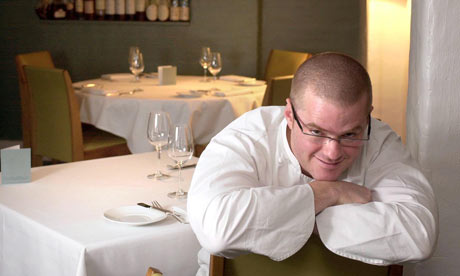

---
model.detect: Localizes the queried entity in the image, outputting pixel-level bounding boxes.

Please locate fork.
[151,200,186,224]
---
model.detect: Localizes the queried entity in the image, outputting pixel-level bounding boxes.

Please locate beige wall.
[367,0,411,142]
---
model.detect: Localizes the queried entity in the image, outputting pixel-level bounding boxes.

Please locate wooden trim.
[388,265,403,276]
[209,255,224,276]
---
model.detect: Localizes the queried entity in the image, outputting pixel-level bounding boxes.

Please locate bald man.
[187,53,438,276]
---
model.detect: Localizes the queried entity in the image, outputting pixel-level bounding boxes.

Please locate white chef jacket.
[187,106,437,275]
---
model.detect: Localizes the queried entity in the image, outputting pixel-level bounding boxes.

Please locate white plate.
[238,80,266,86]
[103,205,167,226]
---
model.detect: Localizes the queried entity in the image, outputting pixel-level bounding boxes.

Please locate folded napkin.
[220,75,256,83]
[101,73,135,81]
[213,88,252,97]
[82,87,119,96]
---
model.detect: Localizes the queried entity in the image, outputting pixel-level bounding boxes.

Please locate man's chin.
[310,169,342,181]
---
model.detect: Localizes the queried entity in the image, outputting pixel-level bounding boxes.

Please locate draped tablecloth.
[0,153,201,276]
[74,75,267,153]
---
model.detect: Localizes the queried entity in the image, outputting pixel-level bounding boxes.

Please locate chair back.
[262,75,293,106]
[24,66,84,163]
[263,49,312,83]
[210,235,402,276]
[15,51,55,149]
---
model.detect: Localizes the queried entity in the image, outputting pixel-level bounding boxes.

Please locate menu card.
[1,145,31,184]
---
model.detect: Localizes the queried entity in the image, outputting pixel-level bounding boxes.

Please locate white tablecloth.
[0,153,201,276]
[74,75,267,153]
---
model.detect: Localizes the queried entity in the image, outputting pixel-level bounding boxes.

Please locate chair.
[262,49,312,106]
[210,235,403,276]
[15,51,55,161]
[262,75,294,106]
[24,65,130,166]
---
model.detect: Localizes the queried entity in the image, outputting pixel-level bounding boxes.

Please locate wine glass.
[167,124,194,199]
[208,52,222,81]
[147,111,171,179]
[128,46,145,82]
[199,47,212,82]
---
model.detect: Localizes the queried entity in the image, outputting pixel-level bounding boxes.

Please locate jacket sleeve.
[316,122,438,265]
[187,131,316,261]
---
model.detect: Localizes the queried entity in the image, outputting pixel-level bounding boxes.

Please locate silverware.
[167,162,196,170]
[118,88,143,96]
[137,202,186,224]
[152,201,188,224]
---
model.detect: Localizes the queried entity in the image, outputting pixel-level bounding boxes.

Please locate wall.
[367,0,411,141]
[260,0,367,76]
[0,0,366,142]
[406,0,460,275]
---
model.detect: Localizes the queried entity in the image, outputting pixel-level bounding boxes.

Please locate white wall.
[406,0,460,275]
[367,0,411,142]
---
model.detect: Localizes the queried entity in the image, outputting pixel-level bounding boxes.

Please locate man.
[187,53,438,275]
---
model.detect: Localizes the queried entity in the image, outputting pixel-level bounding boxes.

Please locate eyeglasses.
[291,103,371,147]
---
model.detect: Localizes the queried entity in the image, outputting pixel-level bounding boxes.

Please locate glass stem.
[203,68,207,81]
[178,164,183,195]
[156,146,162,173]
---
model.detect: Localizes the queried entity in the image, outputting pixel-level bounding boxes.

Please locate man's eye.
[309,129,322,136]
[342,132,357,138]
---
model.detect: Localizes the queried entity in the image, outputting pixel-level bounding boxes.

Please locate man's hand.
[309,180,372,214]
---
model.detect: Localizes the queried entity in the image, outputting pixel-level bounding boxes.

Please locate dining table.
[0,152,201,276]
[74,74,267,154]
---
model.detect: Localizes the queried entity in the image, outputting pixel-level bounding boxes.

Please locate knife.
[137,203,187,224]
[167,162,197,170]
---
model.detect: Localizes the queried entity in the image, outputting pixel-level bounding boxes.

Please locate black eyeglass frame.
[290,103,371,146]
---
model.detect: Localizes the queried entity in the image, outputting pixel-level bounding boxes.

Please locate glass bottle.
[75,0,84,19]
[105,0,115,20]
[52,0,67,20]
[135,0,146,21]
[146,0,157,21]
[179,0,189,21]
[125,0,135,20]
[95,0,105,20]
[115,0,125,20]
[83,0,94,20]
[157,0,169,21]
[169,0,179,21]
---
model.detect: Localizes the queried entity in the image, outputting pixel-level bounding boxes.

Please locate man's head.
[284,52,373,181]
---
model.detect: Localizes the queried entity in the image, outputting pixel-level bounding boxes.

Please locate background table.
[74,75,266,153]
[0,153,201,276]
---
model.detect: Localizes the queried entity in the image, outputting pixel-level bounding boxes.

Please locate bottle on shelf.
[95,0,105,20]
[179,0,189,21]
[169,0,179,21]
[35,0,51,19]
[135,0,146,21]
[75,0,84,19]
[157,0,169,21]
[115,0,126,20]
[146,0,158,21]
[105,0,115,20]
[125,0,135,20]
[83,0,95,20]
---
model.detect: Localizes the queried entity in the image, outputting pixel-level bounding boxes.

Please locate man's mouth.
[315,156,343,168]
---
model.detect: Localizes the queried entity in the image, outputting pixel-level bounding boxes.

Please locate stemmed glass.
[199,47,212,82]
[167,124,194,199]
[147,111,171,179]
[129,46,145,82]
[208,52,222,81]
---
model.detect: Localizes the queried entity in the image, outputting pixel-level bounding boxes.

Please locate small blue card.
[1,146,31,184]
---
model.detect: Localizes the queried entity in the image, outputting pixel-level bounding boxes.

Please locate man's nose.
[321,138,343,160]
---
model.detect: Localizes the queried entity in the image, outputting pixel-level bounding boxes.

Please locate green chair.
[262,49,312,106]
[210,235,403,276]
[24,66,130,165]
[15,51,55,164]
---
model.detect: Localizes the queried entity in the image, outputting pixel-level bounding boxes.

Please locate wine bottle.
[157,0,168,21]
[169,0,179,21]
[179,0,189,21]
[105,0,115,20]
[115,0,125,20]
[146,2,157,21]
[75,0,84,19]
[66,0,76,19]
[95,0,105,20]
[125,0,135,20]
[135,0,146,21]
[84,0,94,20]
[52,0,67,20]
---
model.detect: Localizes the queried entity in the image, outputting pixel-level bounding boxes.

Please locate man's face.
[285,93,370,181]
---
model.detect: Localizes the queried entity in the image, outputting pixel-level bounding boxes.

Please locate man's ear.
[284,98,294,130]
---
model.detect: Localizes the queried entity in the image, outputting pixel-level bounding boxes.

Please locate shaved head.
[290,52,372,111]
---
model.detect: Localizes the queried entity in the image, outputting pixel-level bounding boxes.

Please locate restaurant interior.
[0,0,459,275]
